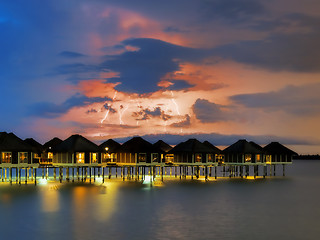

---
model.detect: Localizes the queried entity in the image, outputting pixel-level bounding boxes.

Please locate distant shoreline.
[293,155,320,160]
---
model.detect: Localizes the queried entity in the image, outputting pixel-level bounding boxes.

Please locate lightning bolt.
[119,104,129,125]
[171,91,183,133]
[100,91,117,124]
[171,91,181,116]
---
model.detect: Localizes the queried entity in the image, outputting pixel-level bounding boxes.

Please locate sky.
[1,0,320,154]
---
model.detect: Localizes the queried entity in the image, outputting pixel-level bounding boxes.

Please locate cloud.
[133,107,171,121]
[59,51,87,58]
[100,38,212,93]
[30,93,111,118]
[170,114,191,127]
[231,83,320,115]
[193,98,229,123]
[200,0,266,23]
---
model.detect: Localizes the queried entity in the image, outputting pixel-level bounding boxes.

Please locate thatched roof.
[99,139,121,153]
[43,137,63,151]
[264,142,298,156]
[169,139,215,154]
[203,141,222,154]
[117,137,156,153]
[24,138,43,153]
[222,139,263,154]
[53,134,100,153]
[0,132,32,152]
[153,140,172,153]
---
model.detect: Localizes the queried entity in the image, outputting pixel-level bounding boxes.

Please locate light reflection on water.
[0,161,319,240]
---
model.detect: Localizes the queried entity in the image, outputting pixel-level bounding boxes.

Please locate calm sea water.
[0,161,319,240]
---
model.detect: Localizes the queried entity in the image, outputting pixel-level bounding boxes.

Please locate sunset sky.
[1,0,320,153]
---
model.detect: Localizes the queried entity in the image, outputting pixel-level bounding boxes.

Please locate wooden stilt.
[34,168,37,185]
[283,164,285,177]
[9,168,12,185]
[25,168,27,184]
[273,165,276,176]
[53,167,56,180]
[102,167,105,183]
[215,166,217,179]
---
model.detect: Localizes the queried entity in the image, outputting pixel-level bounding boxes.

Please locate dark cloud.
[54,63,107,75]
[101,38,212,93]
[200,0,266,23]
[59,51,87,58]
[165,80,195,91]
[103,103,117,113]
[86,109,97,114]
[193,99,229,123]
[231,83,320,115]
[29,93,110,118]
[133,107,171,121]
[213,30,320,72]
[170,114,191,127]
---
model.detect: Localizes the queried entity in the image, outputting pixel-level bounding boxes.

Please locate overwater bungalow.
[153,140,173,163]
[43,137,63,164]
[168,139,218,165]
[222,139,264,165]
[264,142,297,164]
[0,132,35,166]
[24,138,43,164]
[203,141,224,164]
[52,134,101,166]
[99,139,121,164]
[116,137,158,164]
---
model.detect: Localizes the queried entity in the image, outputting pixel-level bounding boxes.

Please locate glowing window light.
[76,152,85,163]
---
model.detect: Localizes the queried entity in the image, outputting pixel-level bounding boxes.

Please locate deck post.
[269,165,272,176]
[77,167,80,181]
[34,168,37,185]
[273,165,276,176]
[93,167,96,182]
[89,167,92,183]
[102,167,105,183]
[59,167,62,183]
[263,165,266,178]
[25,168,27,184]
[9,168,12,185]
[109,167,111,179]
[179,166,182,179]
[223,166,226,177]
[191,166,194,180]
[42,168,45,179]
[215,166,217,179]
[197,166,200,179]
[98,167,100,177]
[16,167,18,183]
[18,168,21,185]
[53,167,56,180]
[205,166,208,181]
[66,167,70,182]
[283,164,285,176]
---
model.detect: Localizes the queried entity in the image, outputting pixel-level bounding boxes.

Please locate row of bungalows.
[0,132,37,167]
[222,139,297,165]
[0,132,297,168]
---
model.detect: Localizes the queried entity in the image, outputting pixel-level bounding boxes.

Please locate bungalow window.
[19,152,28,164]
[195,153,202,162]
[104,153,111,162]
[207,154,214,162]
[152,153,159,162]
[165,154,174,163]
[48,152,53,159]
[2,152,12,163]
[76,152,85,163]
[138,153,146,162]
[245,154,252,163]
[91,153,97,163]
[266,155,272,164]
[256,154,261,162]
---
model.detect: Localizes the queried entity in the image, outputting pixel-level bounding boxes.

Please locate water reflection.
[40,185,60,212]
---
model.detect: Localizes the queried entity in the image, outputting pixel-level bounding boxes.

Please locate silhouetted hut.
[203,141,223,163]
[153,140,173,163]
[24,138,43,164]
[43,137,63,163]
[99,139,121,163]
[52,134,101,165]
[222,139,264,164]
[168,139,217,164]
[116,137,157,164]
[264,142,297,164]
[0,132,34,165]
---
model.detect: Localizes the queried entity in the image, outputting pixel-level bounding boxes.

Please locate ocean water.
[0,161,319,240]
